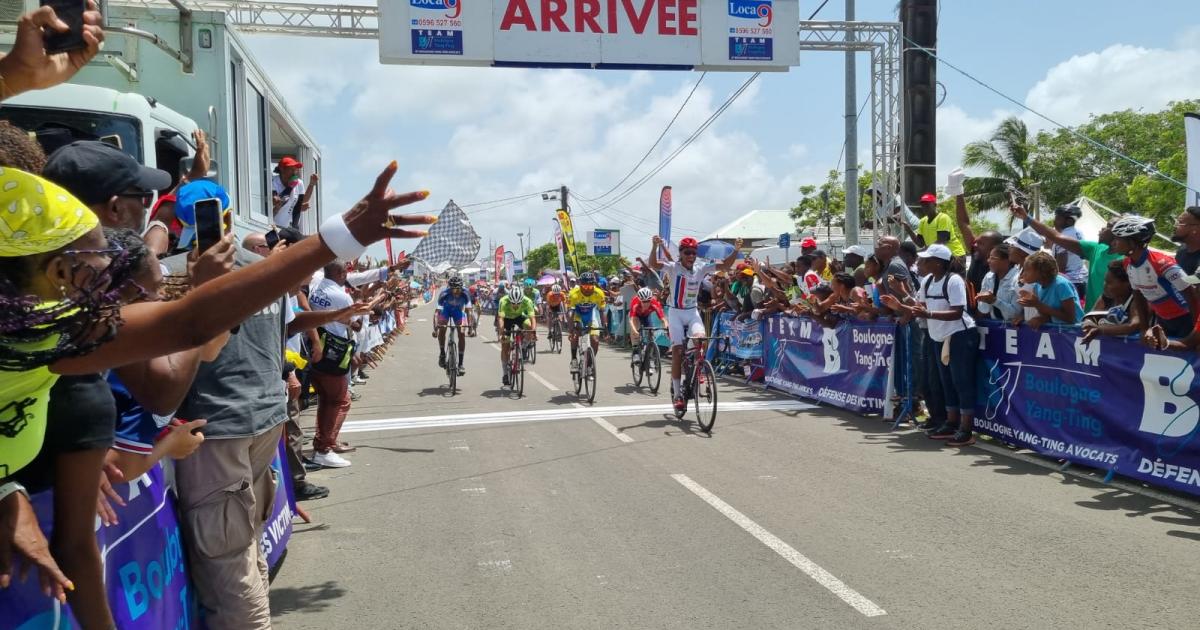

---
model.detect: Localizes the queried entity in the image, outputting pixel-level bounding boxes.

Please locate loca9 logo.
[728,0,773,27]
[410,0,461,19]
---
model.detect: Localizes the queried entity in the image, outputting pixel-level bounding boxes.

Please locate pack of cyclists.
[428,235,739,407]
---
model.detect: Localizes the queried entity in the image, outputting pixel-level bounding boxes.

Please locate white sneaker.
[313,450,352,468]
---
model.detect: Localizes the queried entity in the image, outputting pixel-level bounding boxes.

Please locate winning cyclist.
[647,235,742,412]
[628,286,666,374]
[568,271,608,374]
[435,276,471,375]
[496,284,537,386]
[545,282,567,328]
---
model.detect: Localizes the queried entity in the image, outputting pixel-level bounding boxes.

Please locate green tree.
[961,116,1038,210]
[521,241,629,278]
[523,242,559,277]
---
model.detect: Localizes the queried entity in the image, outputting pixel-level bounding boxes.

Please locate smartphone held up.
[40,0,88,54]
[193,197,226,253]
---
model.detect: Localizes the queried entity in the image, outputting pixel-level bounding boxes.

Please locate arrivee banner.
[379,0,800,70]
[975,321,1200,497]
[762,316,893,414]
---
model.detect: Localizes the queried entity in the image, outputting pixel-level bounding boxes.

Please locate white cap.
[843,244,871,258]
[1004,227,1045,255]
[917,243,953,261]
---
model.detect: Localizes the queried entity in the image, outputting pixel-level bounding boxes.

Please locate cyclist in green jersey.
[495,284,538,386]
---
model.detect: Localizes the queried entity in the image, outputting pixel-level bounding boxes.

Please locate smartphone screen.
[40,0,88,54]
[194,197,224,252]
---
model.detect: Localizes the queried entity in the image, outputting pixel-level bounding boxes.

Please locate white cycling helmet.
[551,283,562,291]
[507,284,525,303]
[1110,215,1156,244]
[637,287,653,301]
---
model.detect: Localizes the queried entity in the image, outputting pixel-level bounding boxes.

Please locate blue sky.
[245,1,1200,260]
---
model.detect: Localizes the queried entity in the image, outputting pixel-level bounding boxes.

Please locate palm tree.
[961,116,1036,210]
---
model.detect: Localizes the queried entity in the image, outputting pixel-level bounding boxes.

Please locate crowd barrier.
[703,314,1200,498]
[1,441,296,628]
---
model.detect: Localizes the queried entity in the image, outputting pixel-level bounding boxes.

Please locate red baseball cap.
[278,156,303,169]
[800,237,817,248]
[920,192,937,203]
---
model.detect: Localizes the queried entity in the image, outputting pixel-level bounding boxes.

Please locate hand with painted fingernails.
[342,162,437,246]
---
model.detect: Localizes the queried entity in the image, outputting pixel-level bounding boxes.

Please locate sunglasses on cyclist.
[680,249,698,256]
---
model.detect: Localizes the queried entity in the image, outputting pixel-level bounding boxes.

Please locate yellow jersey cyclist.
[496,284,538,387]
[568,272,608,374]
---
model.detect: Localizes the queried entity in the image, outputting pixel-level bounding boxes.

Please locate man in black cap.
[42,140,172,231]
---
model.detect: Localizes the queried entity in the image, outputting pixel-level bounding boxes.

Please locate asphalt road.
[270,310,1200,629]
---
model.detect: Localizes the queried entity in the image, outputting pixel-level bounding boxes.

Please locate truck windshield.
[0,106,142,163]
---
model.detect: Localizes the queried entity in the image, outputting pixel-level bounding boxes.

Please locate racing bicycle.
[501,327,528,398]
[675,336,724,433]
[571,323,600,404]
[630,327,664,395]
[436,321,463,395]
[547,311,564,354]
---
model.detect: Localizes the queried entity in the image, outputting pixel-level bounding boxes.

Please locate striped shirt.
[662,261,717,310]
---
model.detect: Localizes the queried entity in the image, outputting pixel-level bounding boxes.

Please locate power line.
[460,191,543,210]
[901,34,1200,197]
[575,73,707,203]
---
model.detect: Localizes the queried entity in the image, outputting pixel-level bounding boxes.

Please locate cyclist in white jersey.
[648,235,742,412]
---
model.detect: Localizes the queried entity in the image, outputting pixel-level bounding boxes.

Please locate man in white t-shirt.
[1052,204,1088,299]
[306,262,358,468]
[272,156,318,229]
[648,234,742,413]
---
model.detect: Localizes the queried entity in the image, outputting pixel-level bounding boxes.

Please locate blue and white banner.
[712,312,763,360]
[762,316,893,414]
[976,321,1200,497]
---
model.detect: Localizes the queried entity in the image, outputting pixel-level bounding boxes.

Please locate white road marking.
[573,403,635,443]
[476,559,513,574]
[479,334,558,391]
[339,400,814,434]
[460,487,487,495]
[670,474,887,618]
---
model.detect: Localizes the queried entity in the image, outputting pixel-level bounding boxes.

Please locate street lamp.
[517,232,526,259]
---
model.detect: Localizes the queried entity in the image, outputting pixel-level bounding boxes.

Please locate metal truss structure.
[797,20,904,241]
[121,0,379,38]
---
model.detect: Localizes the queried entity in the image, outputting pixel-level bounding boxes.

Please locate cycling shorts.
[437,311,466,326]
[502,316,530,334]
[572,314,601,337]
[667,307,706,347]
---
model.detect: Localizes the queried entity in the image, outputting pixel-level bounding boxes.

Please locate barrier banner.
[713,312,763,360]
[975,321,1200,496]
[0,464,196,629]
[262,442,296,568]
[762,316,893,414]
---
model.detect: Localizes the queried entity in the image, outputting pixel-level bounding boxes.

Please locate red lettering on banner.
[621,0,654,34]
[499,0,698,35]
[576,0,602,33]
[657,0,676,35]
[541,0,569,32]
[500,0,537,30]
[678,0,698,35]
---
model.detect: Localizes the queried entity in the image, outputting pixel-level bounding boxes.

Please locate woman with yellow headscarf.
[0,163,437,614]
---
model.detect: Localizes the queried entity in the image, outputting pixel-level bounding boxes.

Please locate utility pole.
[561,185,569,214]
[844,0,859,247]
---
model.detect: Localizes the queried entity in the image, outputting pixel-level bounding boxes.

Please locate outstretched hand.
[343,162,437,246]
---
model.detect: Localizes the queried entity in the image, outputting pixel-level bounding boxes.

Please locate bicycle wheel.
[447,337,458,395]
[528,338,537,364]
[647,342,662,395]
[693,360,718,433]
[631,347,644,388]
[515,360,525,398]
[573,348,583,395]
[584,348,597,404]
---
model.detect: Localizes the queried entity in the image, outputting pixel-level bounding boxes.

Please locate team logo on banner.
[727,0,774,61]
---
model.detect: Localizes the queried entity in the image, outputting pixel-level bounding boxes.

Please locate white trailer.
[0,0,324,238]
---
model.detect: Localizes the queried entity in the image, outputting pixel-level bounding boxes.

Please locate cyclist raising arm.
[648,235,742,412]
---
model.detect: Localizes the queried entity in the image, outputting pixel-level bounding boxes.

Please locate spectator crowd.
[0,5,434,628]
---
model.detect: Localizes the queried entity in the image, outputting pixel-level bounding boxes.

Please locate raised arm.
[717,238,744,272]
[1011,204,1082,256]
[52,164,434,375]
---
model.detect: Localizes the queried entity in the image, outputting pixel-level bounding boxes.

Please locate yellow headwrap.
[0,167,98,257]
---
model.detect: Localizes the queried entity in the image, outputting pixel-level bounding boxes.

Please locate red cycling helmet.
[678,237,699,250]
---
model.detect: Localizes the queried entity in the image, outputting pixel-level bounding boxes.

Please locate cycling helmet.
[1110,215,1156,243]
[1054,204,1083,219]
[551,283,561,291]
[507,284,525,302]
[524,277,535,287]
[579,271,598,285]
[679,237,699,250]
[637,287,653,301]
[447,276,464,289]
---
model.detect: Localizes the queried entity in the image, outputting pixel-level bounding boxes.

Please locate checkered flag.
[409,200,481,269]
